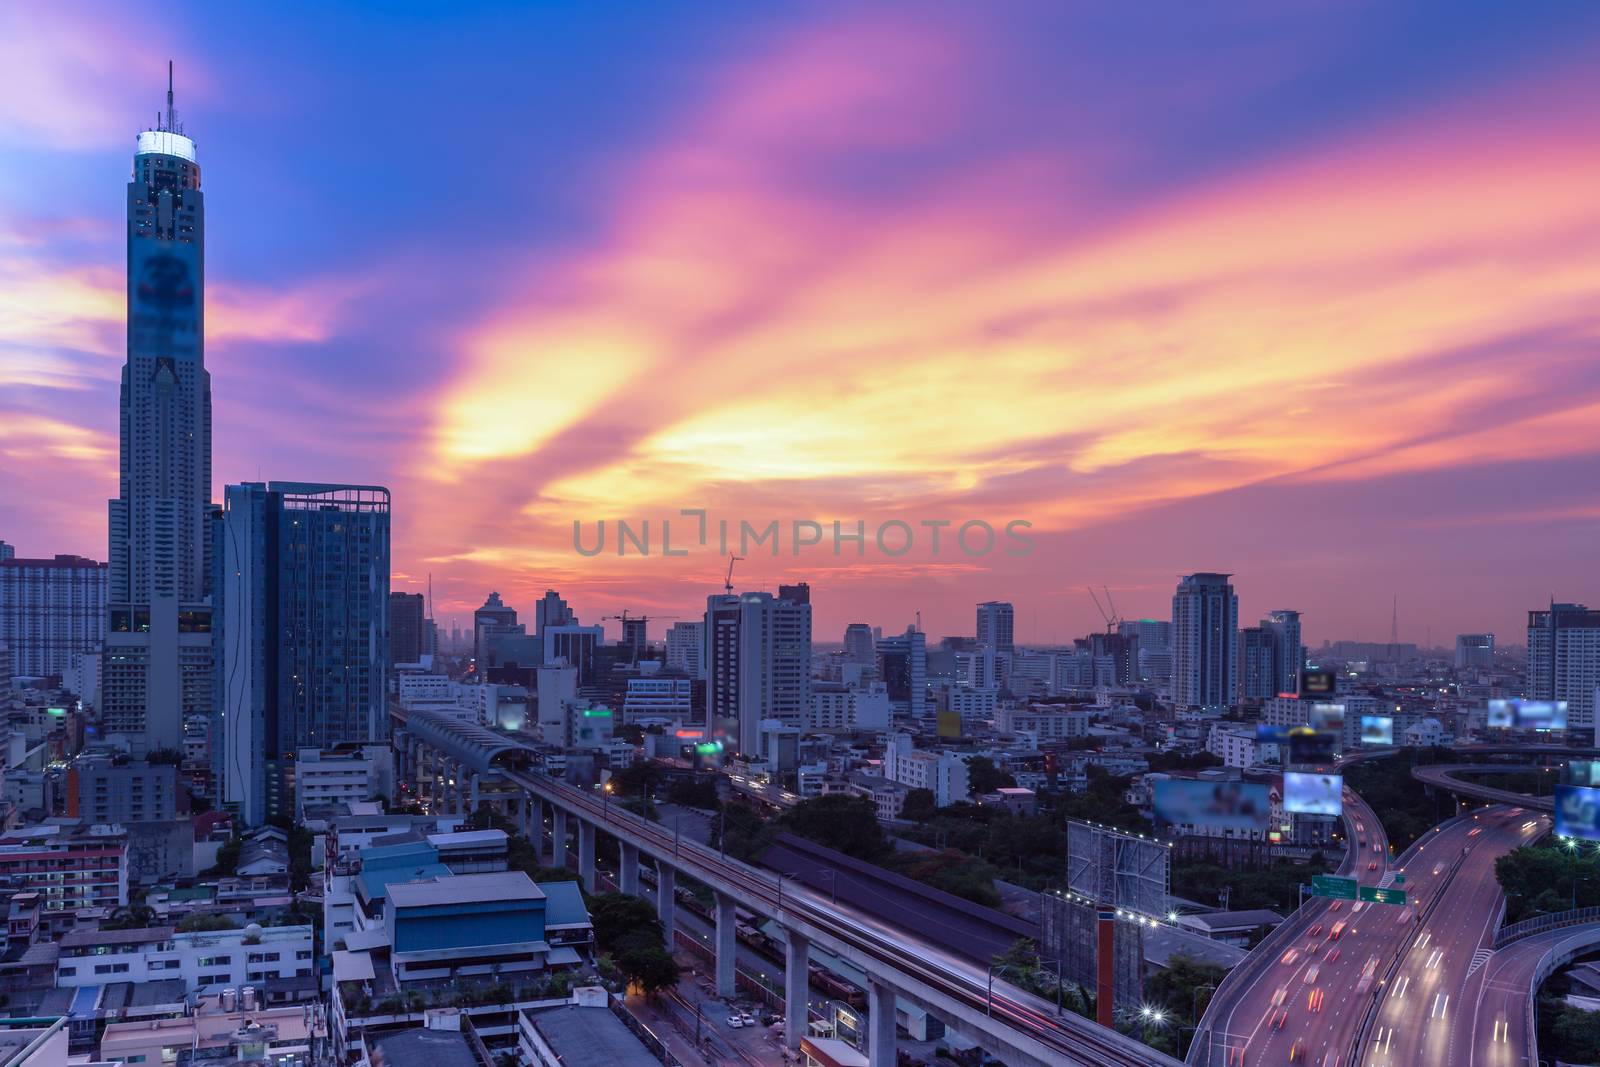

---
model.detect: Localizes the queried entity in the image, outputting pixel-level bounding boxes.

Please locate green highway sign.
[1312,875,1358,900]
[1360,886,1407,906]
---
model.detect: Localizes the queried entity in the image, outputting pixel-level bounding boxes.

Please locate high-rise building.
[1172,573,1238,711]
[542,624,603,682]
[389,592,426,666]
[1527,604,1600,741]
[1238,626,1276,703]
[1264,610,1304,694]
[533,589,575,637]
[620,617,648,655]
[704,590,812,757]
[214,482,391,824]
[1120,618,1173,683]
[0,554,108,679]
[665,621,704,678]
[473,592,519,668]
[877,627,927,720]
[1454,633,1495,670]
[843,623,875,666]
[103,76,213,754]
[976,601,1015,652]
[0,541,14,561]
[778,583,811,606]
[1082,630,1137,688]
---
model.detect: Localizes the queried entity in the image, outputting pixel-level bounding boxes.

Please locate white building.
[665,622,704,678]
[1206,722,1273,769]
[621,676,694,724]
[1528,604,1600,739]
[996,704,1088,740]
[810,682,890,732]
[55,924,314,993]
[294,746,395,818]
[949,687,1000,723]
[883,741,970,808]
[704,592,812,757]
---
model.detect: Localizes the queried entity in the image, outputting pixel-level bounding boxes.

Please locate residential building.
[1454,633,1495,670]
[1527,604,1600,740]
[55,924,314,993]
[810,682,890,732]
[996,705,1088,740]
[976,601,1015,652]
[949,687,999,723]
[1238,626,1276,704]
[1120,619,1173,684]
[1172,573,1239,711]
[620,676,694,724]
[213,482,391,825]
[0,555,108,680]
[67,757,179,823]
[883,741,970,807]
[390,592,427,666]
[1206,722,1273,769]
[99,1003,325,1067]
[1264,611,1304,694]
[519,1003,658,1067]
[704,591,811,757]
[103,104,213,755]
[0,825,128,914]
[293,746,395,819]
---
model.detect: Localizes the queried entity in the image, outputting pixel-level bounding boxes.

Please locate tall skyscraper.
[214,482,391,824]
[1237,625,1276,703]
[1120,618,1173,683]
[1172,573,1238,711]
[103,72,214,753]
[704,590,812,757]
[1527,604,1600,742]
[976,601,1015,652]
[877,626,928,720]
[843,623,875,666]
[1454,633,1495,669]
[389,592,426,665]
[665,621,704,677]
[0,554,108,679]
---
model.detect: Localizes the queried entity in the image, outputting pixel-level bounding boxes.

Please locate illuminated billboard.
[1284,772,1343,816]
[1310,702,1345,732]
[1288,729,1336,765]
[1487,699,1515,728]
[1153,779,1272,832]
[1568,761,1600,788]
[1360,716,1394,745]
[1555,785,1600,842]
[1515,700,1567,731]
[1258,723,1298,743]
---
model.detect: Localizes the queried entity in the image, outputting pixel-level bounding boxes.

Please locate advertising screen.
[1310,702,1345,732]
[1567,761,1600,788]
[1555,784,1600,842]
[1284,772,1343,816]
[1153,779,1272,832]
[1360,715,1394,745]
[1258,723,1298,743]
[1288,730,1336,765]
[1487,699,1515,727]
[1515,700,1567,731]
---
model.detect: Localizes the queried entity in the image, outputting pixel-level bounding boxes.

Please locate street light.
[602,780,614,821]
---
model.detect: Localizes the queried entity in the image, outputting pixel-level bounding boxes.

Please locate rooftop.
[371,1026,487,1067]
[388,871,542,909]
[527,1005,658,1067]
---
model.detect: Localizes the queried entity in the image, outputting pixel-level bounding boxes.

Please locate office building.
[103,82,213,754]
[0,554,108,679]
[292,746,394,819]
[0,825,128,913]
[1082,631,1137,688]
[877,627,927,719]
[533,589,575,636]
[1264,610,1304,694]
[843,623,875,666]
[542,624,603,682]
[389,592,426,666]
[1455,633,1495,670]
[1120,618,1173,683]
[704,590,812,756]
[473,592,519,668]
[0,541,12,561]
[1172,573,1238,711]
[1527,603,1600,740]
[214,482,391,825]
[621,676,695,724]
[976,601,1015,652]
[665,621,703,677]
[810,681,890,731]
[778,582,811,605]
[996,705,1088,740]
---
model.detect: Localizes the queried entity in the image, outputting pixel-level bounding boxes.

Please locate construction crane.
[723,555,745,595]
[1086,585,1123,634]
[600,610,681,665]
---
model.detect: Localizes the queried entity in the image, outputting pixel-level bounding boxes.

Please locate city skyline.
[3,3,1600,642]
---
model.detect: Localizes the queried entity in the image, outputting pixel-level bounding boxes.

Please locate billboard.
[1284,772,1343,816]
[1488,698,1569,730]
[1300,669,1336,697]
[1066,821,1170,919]
[129,240,202,363]
[1360,716,1394,745]
[1153,779,1271,833]
[1555,784,1600,841]
[1310,702,1345,732]
[1258,723,1298,743]
[1487,699,1515,728]
[1288,729,1336,765]
[1568,761,1600,788]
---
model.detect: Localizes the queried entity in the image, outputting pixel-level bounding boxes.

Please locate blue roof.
[538,880,591,928]
[70,985,102,1016]
[359,862,453,904]
[360,841,438,868]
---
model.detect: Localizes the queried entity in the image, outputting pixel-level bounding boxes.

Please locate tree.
[711,801,772,862]
[146,748,184,765]
[615,944,681,996]
[667,776,720,810]
[778,795,887,860]
[177,913,239,932]
[589,893,664,952]
[102,905,155,931]
[886,848,1001,906]
[966,756,1016,795]
[610,761,663,799]
[901,788,938,823]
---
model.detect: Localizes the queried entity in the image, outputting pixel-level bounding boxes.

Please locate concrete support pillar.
[868,978,897,1067]
[784,931,809,1051]
[656,863,676,943]
[619,842,640,895]
[552,807,569,868]
[714,892,737,999]
[578,820,597,893]
[468,773,481,814]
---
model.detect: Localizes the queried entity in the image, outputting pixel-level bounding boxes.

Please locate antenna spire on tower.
[165,60,177,133]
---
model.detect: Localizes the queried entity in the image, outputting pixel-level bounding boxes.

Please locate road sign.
[1360,886,1407,906]
[1394,874,1405,885]
[1312,875,1358,900]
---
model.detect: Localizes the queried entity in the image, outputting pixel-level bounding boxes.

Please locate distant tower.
[103,64,213,753]
[1172,573,1238,711]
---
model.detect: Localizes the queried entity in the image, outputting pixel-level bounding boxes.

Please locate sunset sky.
[2,1,1598,646]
